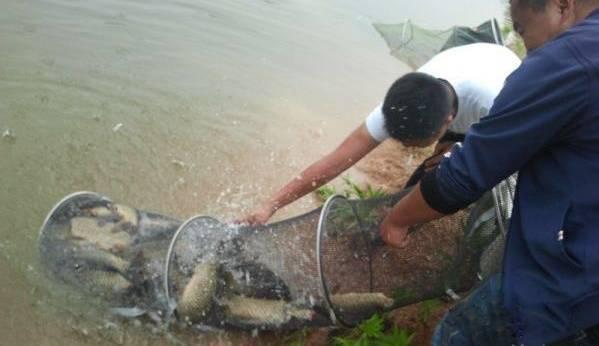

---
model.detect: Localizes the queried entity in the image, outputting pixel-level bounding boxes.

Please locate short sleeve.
[422,44,589,213]
[365,104,390,142]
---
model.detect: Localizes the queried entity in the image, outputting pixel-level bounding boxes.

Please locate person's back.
[417,43,521,134]
[498,9,599,343]
[411,8,599,345]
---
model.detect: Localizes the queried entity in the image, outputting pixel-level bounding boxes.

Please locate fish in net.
[38,177,514,330]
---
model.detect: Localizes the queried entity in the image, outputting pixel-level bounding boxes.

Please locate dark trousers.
[432,275,515,346]
[432,275,599,346]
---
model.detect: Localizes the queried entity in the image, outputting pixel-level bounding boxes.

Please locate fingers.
[232,217,258,226]
[380,223,410,249]
[424,144,455,172]
[382,229,410,248]
[231,212,269,227]
[424,154,444,172]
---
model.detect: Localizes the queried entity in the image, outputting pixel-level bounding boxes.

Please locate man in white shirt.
[237,43,521,225]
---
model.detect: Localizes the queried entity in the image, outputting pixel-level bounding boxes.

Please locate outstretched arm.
[237,124,380,225]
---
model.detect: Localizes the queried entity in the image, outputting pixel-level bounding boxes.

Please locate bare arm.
[238,124,380,225]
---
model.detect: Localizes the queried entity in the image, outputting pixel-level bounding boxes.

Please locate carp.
[79,269,131,296]
[70,217,131,252]
[87,206,114,219]
[73,247,130,275]
[330,292,394,313]
[177,262,219,322]
[222,296,313,327]
[114,203,139,228]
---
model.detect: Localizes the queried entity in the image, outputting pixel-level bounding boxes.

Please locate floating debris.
[112,123,123,132]
[2,128,16,142]
[171,159,186,169]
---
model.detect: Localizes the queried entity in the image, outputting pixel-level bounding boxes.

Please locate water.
[0,0,503,344]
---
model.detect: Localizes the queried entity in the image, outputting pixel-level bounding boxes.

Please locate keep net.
[38,177,515,329]
[373,19,504,69]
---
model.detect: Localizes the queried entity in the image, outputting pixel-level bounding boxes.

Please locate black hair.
[382,72,454,142]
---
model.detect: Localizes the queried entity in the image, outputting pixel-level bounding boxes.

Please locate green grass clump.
[418,299,442,325]
[316,185,338,201]
[342,177,387,200]
[316,177,387,203]
[334,314,415,346]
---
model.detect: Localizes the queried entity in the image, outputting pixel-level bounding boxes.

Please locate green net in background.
[373,19,503,69]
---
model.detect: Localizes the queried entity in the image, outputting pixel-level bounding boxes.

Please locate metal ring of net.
[317,194,378,327]
[38,190,184,318]
[163,215,228,323]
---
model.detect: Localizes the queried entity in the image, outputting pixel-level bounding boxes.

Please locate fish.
[222,296,313,327]
[330,292,394,313]
[70,217,131,252]
[114,204,138,228]
[223,262,291,300]
[87,206,115,219]
[79,269,131,296]
[73,247,130,275]
[177,262,219,322]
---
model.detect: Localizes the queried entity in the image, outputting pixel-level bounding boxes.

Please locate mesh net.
[373,19,503,69]
[38,192,183,319]
[38,177,515,329]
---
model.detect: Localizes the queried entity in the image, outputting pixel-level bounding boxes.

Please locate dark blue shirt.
[421,9,599,345]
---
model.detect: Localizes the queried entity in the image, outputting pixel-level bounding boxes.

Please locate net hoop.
[163,215,222,308]
[316,194,366,327]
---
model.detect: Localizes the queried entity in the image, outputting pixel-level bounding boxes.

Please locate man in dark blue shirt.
[380,0,599,344]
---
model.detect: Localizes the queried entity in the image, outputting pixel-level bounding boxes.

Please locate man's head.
[510,0,599,52]
[382,72,456,148]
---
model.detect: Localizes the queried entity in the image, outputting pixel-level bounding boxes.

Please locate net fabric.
[318,175,515,326]
[373,19,503,70]
[318,192,471,326]
[38,192,182,318]
[38,178,515,329]
[164,214,330,330]
[474,175,517,280]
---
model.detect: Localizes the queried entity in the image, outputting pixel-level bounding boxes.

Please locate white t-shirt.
[366,43,521,142]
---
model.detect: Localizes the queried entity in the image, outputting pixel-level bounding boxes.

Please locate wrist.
[265,200,279,213]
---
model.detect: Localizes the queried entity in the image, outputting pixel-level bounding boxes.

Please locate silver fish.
[177,262,219,322]
[70,217,131,252]
[223,296,313,327]
[74,247,130,275]
[87,206,114,219]
[114,204,138,228]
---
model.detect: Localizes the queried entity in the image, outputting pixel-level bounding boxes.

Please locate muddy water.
[0,0,502,344]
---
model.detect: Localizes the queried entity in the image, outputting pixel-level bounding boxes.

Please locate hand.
[424,141,456,172]
[380,218,410,248]
[233,203,276,226]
